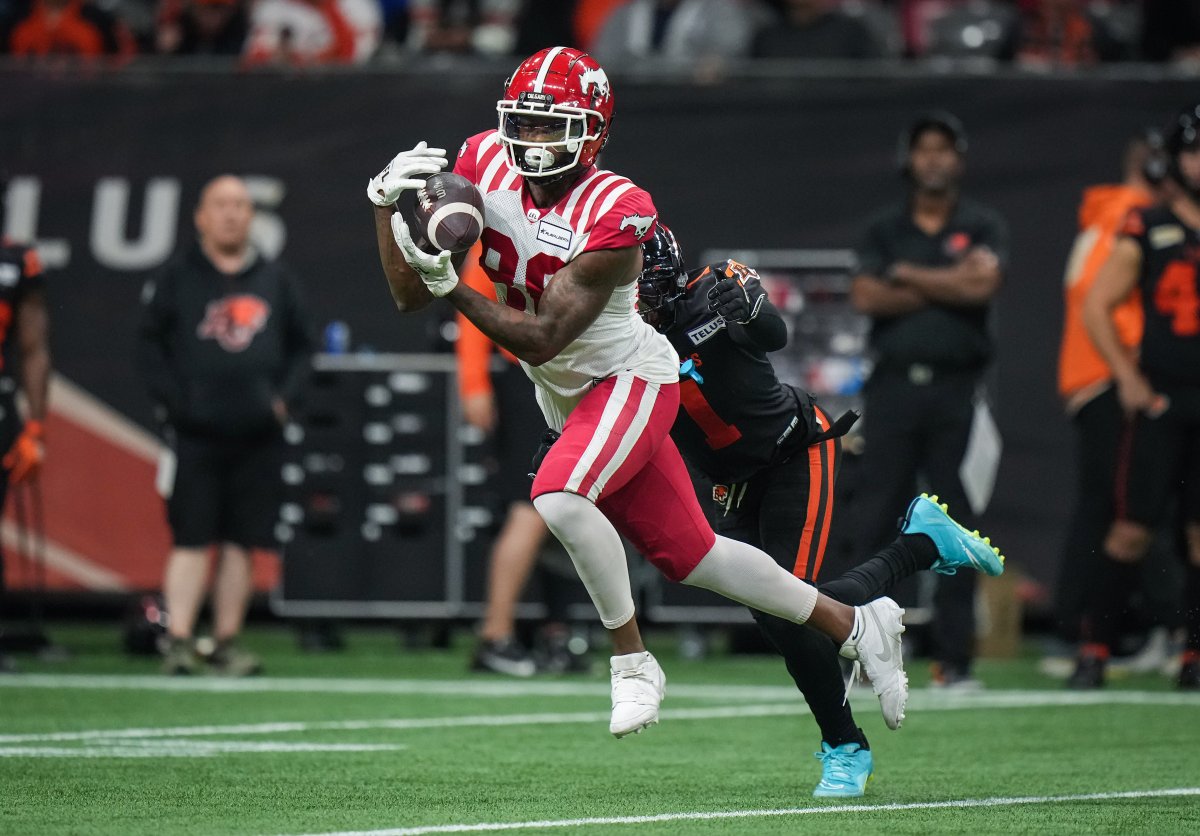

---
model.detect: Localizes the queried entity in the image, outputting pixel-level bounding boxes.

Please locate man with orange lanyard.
[635,224,1004,797]
[0,232,51,673]
[1055,130,1157,655]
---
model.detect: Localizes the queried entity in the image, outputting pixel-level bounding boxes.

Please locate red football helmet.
[496,46,614,180]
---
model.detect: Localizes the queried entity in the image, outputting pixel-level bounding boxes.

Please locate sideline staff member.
[0,231,51,673]
[138,175,313,676]
[850,112,1008,688]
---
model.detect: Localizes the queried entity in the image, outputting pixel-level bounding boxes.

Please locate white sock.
[681,535,818,624]
[533,491,635,629]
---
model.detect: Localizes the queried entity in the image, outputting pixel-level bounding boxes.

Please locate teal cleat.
[901,493,1005,577]
[813,742,873,798]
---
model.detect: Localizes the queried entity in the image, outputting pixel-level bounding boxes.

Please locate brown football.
[408,172,485,255]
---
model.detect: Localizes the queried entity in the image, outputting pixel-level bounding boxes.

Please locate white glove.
[391,213,459,297]
[367,141,447,207]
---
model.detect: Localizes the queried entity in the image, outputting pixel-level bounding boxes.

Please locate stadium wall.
[1,68,1195,598]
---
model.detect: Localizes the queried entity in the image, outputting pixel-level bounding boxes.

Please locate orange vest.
[455,242,519,400]
[1057,183,1153,399]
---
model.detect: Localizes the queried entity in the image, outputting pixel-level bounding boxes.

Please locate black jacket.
[137,243,314,438]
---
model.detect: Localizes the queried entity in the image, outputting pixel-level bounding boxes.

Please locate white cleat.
[609,651,666,738]
[840,597,909,730]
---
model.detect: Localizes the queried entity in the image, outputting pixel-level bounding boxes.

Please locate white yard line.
[0,673,787,699]
[0,705,783,743]
[1,690,1197,745]
[0,741,406,758]
[6,673,1200,707]
[279,788,1200,836]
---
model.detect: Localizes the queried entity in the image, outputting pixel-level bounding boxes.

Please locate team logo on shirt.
[578,67,611,101]
[712,484,729,503]
[944,231,972,257]
[620,213,656,240]
[197,294,271,353]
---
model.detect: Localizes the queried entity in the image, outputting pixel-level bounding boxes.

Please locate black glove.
[707,274,767,325]
[528,428,561,480]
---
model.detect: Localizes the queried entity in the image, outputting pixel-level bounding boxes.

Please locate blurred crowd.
[0,0,1198,70]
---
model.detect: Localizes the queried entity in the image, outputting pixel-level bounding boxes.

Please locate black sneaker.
[161,637,201,675]
[471,638,536,677]
[208,641,263,677]
[1178,656,1200,690]
[535,627,592,674]
[1067,653,1107,689]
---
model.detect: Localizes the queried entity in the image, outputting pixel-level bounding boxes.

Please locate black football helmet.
[1164,103,1200,200]
[637,223,686,332]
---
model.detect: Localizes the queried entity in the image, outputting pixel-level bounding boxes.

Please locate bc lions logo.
[620,213,656,240]
[197,294,271,352]
[579,67,611,101]
[944,231,972,257]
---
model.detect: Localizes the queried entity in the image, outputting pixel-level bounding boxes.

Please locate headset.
[1140,125,1168,186]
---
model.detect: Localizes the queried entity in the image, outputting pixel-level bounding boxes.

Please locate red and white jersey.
[453,130,679,428]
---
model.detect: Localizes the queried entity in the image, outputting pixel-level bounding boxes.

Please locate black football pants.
[853,369,981,675]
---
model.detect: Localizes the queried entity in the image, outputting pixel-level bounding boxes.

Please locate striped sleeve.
[582,186,658,253]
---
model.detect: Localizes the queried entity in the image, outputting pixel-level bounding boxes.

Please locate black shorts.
[1116,383,1200,528]
[165,429,284,549]
[491,361,544,507]
[711,407,842,583]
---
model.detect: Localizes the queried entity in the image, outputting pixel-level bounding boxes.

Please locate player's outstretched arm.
[374,205,435,312]
[447,246,640,366]
[368,142,447,312]
[708,272,787,351]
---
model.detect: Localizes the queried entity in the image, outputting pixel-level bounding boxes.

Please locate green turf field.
[2,624,1198,835]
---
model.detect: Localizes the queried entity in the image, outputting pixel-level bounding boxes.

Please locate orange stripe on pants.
[792,407,838,581]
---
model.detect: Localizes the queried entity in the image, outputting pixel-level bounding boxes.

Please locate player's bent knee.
[1105,521,1152,562]
[532,490,592,534]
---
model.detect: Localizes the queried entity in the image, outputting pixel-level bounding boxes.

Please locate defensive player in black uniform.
[636,224,1004,796]
[0,234,51,673]
[1079,103,1200,690]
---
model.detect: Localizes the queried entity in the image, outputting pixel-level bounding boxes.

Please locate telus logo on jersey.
[620,214,656,240]
[687,316,726,346]
[197,294,271,352]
